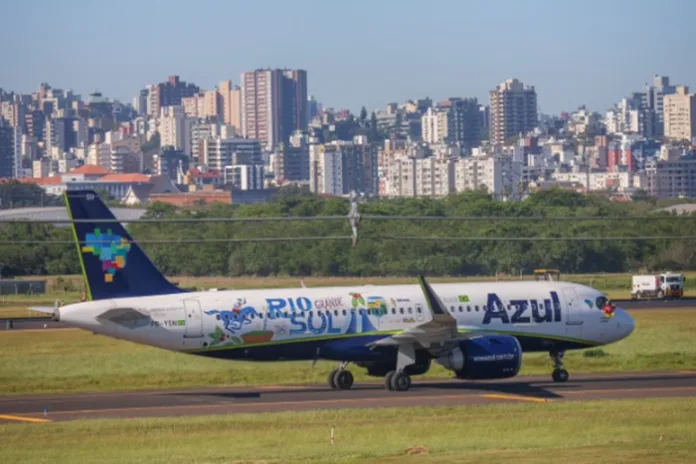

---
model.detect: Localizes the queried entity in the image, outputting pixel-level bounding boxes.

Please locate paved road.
[1,371,694,423]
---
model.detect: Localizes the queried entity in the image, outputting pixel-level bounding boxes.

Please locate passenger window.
[467,305,471,312]
[334,310,339,316]
[342,309,347,316]
[259,313,264,319]
[417,307,422,313]
[216,314,221,320]
[408,307,412,314]
[458,306,463,312]
[475,305,479,311]
[399,308,404,314]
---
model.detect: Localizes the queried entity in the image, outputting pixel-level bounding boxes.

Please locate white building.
[202,137,262,171]
[552,170,645,192]
[453,155,522,200]
[223,164,265,190]
[159,106,192,152]
[421,107,448,144]
[309,143,343,195]
[384,155,454,198]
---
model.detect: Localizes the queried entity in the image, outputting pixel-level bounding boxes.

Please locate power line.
[1,214,696,224]
[1,234,695,245]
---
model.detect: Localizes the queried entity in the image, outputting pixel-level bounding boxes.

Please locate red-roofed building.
[13,163,180,203]
[185,168,223,187]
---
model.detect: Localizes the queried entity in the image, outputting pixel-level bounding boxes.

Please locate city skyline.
[1,0,694,115]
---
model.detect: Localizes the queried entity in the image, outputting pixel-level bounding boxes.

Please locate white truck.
[631,272,685,300]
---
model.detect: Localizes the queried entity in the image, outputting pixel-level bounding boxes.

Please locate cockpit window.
[596,296,608,309]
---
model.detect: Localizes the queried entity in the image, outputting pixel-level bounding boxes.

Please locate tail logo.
[82,228,132,282]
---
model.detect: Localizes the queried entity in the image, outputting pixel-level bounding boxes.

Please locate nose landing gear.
[550,350,569,382]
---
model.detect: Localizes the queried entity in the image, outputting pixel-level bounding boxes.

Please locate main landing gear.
[328,362,354,390]
[384,370,411,391]
[384,342,417,392]
[550,350,569,383]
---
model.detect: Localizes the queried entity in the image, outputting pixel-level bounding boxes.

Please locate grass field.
[2,272,696,318]
[1,399,694,463]
[0,309,694,395]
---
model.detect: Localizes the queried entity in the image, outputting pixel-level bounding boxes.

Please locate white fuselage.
[58,281,635,357]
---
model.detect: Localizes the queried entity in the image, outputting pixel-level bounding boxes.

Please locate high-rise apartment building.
[663,86,696,142]
[241,69,308,151]
[159,106,192,153]
[218,80,242,131]
[489,78,538,145]
[642,75,677,137]
[421,107,448,144]
[202,137,263,171]
[0,118,16,178]
[147,76,199,118]
[440,97,482,151]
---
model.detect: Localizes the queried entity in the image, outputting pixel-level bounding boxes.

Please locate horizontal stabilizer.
[29,306,56,314]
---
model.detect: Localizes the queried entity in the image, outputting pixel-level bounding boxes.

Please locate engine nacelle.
[436,335,522,380]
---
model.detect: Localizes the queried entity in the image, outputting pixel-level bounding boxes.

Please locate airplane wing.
[368,275,488,355]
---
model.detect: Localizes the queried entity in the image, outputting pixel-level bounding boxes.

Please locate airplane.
[32,190,635,392]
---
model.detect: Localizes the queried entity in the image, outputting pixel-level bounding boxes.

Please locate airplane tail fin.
[65,190,185,301]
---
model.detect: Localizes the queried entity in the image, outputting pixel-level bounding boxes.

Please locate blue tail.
[65,190,185,301]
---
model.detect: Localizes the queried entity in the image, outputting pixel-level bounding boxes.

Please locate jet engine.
[436,335,522,380]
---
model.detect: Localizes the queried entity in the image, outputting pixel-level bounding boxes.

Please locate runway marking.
[18,392,491,417]
[0,414,51,423]
[482,394,549,403]
[13,384,696,420]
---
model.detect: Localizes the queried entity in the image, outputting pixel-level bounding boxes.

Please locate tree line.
[1,184,695,278]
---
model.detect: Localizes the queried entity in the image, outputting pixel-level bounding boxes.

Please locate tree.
[370,111,379,141]
[360,106,367,125]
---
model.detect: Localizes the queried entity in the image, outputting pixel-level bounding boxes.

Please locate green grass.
[1,310,694,395]
[1,399,695,463]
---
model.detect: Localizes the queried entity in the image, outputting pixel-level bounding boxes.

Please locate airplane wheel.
[552,368,569,383]
[390,371,412,392]
[328,369,339,389]
[333,370,354,390]
[384,371,396,391]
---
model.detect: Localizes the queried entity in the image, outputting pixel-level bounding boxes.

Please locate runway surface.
[2,299,694,332]
[1,371,695,424]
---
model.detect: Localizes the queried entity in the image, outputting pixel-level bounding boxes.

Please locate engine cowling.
[436,335,522,380]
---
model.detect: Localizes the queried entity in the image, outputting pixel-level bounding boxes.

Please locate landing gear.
[385,370,411,391]
[552,368,569,382]
[383,343,417,391]
[550,350,569,383]
[328,362,354,390]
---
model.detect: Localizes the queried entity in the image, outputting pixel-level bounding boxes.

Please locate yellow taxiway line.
[481,394,549,403]
[0,414,52,423]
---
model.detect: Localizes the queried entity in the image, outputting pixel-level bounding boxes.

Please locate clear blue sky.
[1,0,694,114]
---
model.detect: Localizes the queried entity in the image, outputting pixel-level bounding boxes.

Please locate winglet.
[417,275,455,321]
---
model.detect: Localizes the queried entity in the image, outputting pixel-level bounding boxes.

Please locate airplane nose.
[614,308,635,339]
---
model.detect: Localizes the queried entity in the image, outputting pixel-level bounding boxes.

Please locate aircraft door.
[562,288,584,326]
[183,299,204,338]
